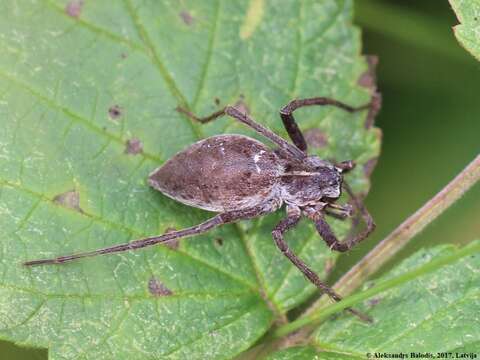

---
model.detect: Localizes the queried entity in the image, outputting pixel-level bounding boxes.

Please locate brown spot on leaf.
[163,227,179,250]
[363,157,379,178]
[65,0,84,18]
[124,138,143,155]
[215,238,224,246]
[366,93,382,129]
[358,56,378,89]
[148,277,173,297]
[53,190,83,213]
[367,297,381,307]
[120,52,128,59]
[234,99,250,115]
[179,10,195,25]
[358,55,382,129]
[214,97,221,106]
[304,128,328,148]
[108,105,123,120]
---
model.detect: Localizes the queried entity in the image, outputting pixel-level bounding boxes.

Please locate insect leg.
[341,181,376,248]
[177,105,306,159]
[176,106,227,124]
[272,206,372,322]
[279,97,370,151]
[24,203,277,266]
[325,203,353,220]
[311,204,375,253]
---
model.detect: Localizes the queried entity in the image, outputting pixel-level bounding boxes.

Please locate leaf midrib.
[1,280,254,302]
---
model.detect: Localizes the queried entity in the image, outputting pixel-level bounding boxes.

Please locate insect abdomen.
[148,135,282,212]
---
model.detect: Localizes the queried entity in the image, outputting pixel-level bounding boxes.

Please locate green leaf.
[450,0,480,60]
[0,0,379,358]
[308,242,480,357]
[266,346,352,360]
[264,346,318,360]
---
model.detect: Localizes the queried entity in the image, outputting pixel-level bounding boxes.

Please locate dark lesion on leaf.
[358,55,382,129]
[124,138,143,155]
[304,128,328,149]
[363,157,379,178]
[148,277,173,297]
[367,297,382,307]
[179,10,195,26]
[53,190,84,213]
[108,104,123,120]
[65,0,84,18]
[214,237,224,246]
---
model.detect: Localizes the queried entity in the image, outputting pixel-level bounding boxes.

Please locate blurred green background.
[2,0,479,358]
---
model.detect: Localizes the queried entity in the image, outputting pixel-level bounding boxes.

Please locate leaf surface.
[450,0,480,60]
[309,242,480,357]
[0,0,379,358]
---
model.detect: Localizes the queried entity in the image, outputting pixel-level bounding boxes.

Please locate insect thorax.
[279,156,343,207]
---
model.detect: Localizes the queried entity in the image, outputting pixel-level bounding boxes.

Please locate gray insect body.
[149,134,342,212]
[149,135,282,212]
[278,155,343,207]
[25,97,377,322]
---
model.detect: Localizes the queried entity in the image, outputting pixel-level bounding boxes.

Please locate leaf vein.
[73,305,131,359]
[44,0,147,53]
[160,301,263,357]
[0,282,253,302]
[373,290,479,351]
[192,0,222,110]
[0,69,164,164]
[122,0,204,142]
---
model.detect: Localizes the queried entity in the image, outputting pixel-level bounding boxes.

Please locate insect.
[25,97,376,321]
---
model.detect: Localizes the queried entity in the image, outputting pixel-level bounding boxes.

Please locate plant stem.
[273,240,480,338]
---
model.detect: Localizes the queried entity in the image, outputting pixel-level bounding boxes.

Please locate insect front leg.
[177,104,305,159]
[279,97,371,151]
[325,202,354,220]
[272,206,371,322]
[308,203,375,253]
[341,181,376,247]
